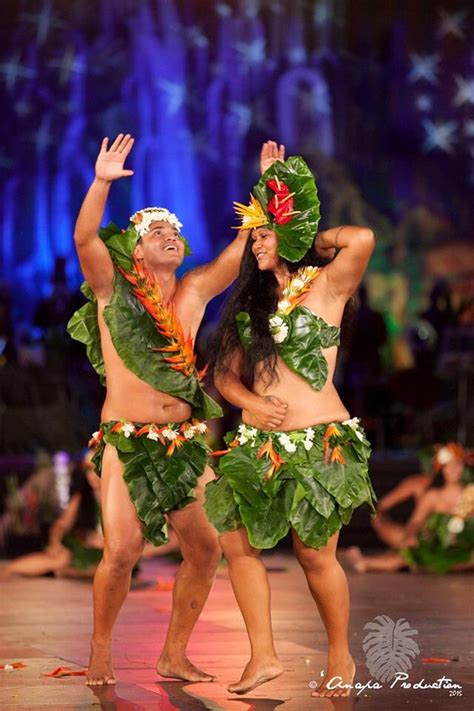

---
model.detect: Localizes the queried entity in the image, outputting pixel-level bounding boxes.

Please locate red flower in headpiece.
[266,176,299,225]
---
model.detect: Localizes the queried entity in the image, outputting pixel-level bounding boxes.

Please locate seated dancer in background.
[68,133,282,686]
[372,461,435,548]
[204,156,377,698]
[1,451,103,579]
[347,443,474,574]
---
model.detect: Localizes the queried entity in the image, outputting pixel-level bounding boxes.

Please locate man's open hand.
[260,140,285,174]
[95,133,135,182]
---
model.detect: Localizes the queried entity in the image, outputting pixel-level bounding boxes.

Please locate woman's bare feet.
[86,639,116,686]
[311,653,355,698]
[156,655,217,682]
[227,656,284,694]
[346,546,367,573]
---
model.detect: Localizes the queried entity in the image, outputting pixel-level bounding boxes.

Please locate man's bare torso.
[98,279,206,423]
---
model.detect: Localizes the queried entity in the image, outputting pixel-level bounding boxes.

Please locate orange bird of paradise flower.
[323,424,342,464]
[119,259,198,377]
[257,438,285,480]
[166,435,187,456]
[330,444,346,465]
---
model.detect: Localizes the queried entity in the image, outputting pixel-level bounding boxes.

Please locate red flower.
[266,176,299,225]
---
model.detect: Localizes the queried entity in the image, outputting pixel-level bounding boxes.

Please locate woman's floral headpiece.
[434,442,466,472]
[233,155,320,262]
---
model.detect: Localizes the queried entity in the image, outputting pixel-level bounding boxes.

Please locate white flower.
[303,438,314,451]
[291,277,305,291]
[304,427,315,441]
[447,516,464,534]
[194,421,207,433]
[279,433,297,453]
[129,207,183,237]
[277,298,292,313]
[437,446,453,465]
[343,417,365,442]
[162,428,178,440]
[269,315,289,344]
[342,417,360,429]
[121,423,135,438]
[183,428,195,440]
[146,428,161,441]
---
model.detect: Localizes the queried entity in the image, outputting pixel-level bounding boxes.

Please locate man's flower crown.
[129,207,183,238]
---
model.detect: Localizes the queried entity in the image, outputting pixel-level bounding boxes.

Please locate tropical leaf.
[253,156,321,262]
[362,615,420,682]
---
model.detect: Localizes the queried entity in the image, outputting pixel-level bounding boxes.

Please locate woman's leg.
[292,529,354,698]
[0,548,72,578]
[220,527,283,694]
[346,546,408,573]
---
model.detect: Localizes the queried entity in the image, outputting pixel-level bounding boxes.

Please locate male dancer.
[69,133,284,685]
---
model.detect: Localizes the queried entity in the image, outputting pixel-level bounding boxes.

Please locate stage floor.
[0,553,472,710]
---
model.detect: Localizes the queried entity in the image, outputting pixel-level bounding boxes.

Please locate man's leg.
[156,464,221,682]
[87,444,144,686]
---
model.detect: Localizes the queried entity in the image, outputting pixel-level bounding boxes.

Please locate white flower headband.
[129,207,183,238]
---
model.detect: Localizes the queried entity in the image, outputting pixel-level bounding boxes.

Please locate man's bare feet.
[227,656,284,695]
[156,655,217,682]
[346,546,367,573]
[311,653,355,698]
[86,639,116,686]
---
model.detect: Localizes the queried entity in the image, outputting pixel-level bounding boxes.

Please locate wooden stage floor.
[0,553,472,710]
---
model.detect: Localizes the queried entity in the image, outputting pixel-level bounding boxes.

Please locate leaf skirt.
[204,421,377,550]
[399,513,474,574]
[91,421,210,546]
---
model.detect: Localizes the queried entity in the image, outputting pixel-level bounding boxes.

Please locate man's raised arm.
[182,140,285,305]
[74,133,134,299]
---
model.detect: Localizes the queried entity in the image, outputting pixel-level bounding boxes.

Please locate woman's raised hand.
[260,140,285,174]
[95,133,135,182]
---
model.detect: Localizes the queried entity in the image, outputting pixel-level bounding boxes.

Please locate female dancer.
[205,155,377,698]
[347,443,474,574]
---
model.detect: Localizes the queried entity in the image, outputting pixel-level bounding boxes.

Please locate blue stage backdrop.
[0,0,472,320]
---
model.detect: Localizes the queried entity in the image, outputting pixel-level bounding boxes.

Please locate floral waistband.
[233,418,366,452]
[213,418,369,481]
[89,418,208,451]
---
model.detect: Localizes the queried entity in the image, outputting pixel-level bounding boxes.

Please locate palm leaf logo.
[362,615,420,682]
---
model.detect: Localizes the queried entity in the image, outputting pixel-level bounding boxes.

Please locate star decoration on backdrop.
[408,53,440,84]
[415,95,433,112]
[464,120,474,138]
[47,47,86,85]
[186,27,209,49]
[422,119,457,153]
[0,52,35,91]
[215,3,232,17]
[288,46,307,65]
[437,10,468,40]
[156,80,187,115]
[234,39,266,66]
[313,1,333,26]
[453,76,474,107]
[228,102,253,134]
[20,1,63,45]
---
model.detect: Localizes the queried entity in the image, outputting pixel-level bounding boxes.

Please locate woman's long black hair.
[209,232,357,389]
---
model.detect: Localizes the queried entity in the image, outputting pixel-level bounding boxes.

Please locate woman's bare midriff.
[98,308,192,424]
[244,347,350,431]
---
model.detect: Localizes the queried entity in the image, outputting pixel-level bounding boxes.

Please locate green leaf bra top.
[236,267,340,392]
